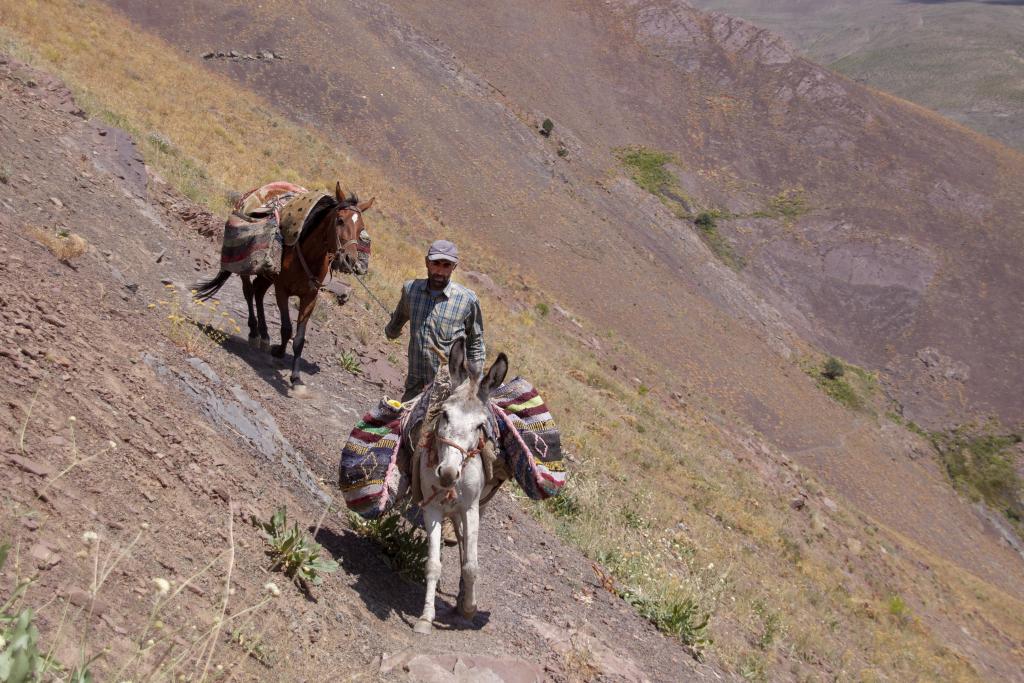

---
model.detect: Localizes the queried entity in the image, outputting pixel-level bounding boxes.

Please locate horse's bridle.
[295,204,363,290]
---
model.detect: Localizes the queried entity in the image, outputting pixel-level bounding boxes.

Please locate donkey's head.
[433,338,507,488]
[332,181,375,276]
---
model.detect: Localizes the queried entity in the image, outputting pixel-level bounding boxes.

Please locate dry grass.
[2,1,1022,679]
[28,226,88,263]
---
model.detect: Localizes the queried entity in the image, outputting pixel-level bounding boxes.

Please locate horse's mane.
[298,195,341,243]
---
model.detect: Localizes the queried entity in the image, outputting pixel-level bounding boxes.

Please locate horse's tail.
[191,270,232,301]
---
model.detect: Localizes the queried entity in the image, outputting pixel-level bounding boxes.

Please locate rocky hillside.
[2,0,1023,680]
[688,0,1024,152]
[0,56,724,681]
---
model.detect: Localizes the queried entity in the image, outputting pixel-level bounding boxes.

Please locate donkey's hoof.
[259,338,271,351]
[270,344,285,357]
[248,335,261,349]
[413,619,433,635]
[458,606,477,621]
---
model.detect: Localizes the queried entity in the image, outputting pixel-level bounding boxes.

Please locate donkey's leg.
[270,285,292,358]
[415,505,444,635]
[287,293,318,391]
[240,276,259,347]
[457,504,480,620]
[253,276,273,351]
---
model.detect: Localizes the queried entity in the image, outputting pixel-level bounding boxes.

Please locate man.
[385,239,485,402]
[386,239,489,545]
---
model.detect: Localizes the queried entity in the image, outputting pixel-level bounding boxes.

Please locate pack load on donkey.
[339,372,568,519]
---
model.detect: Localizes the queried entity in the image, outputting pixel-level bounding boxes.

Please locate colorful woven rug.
[219,211,282,276]
[338,398,405,519]
[489,376,567,500]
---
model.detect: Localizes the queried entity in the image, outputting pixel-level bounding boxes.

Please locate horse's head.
[332,181,375,276]
[434,338,508,488]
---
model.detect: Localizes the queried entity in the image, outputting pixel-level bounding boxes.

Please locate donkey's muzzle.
[437,465,460,488]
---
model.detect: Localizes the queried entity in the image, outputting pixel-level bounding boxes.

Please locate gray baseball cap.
[426,239,459,263]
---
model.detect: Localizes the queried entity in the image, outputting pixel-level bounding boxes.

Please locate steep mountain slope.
[92,0,1024,551]
[3,1,1024,679]
[688,0,1024,152]
[0,56,719,681]
[102,0,1024,431]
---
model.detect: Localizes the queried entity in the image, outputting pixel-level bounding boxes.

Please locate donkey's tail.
[191,270,232,301]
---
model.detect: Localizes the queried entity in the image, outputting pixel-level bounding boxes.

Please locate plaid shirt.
[385,278,485,395]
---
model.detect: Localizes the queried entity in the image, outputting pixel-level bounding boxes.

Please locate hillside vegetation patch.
[617,147,745,270]
[802,355,878,413]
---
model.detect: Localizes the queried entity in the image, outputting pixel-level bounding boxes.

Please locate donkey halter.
[422,431,486,507]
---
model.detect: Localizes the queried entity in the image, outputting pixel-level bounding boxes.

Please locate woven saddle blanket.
[339,377,567,519]
[220,182,334,275]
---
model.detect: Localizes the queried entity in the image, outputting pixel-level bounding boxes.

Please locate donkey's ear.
[335,182,346,201]
[357,197,376,212]
[448,336,468,385]
[478,353,508,401]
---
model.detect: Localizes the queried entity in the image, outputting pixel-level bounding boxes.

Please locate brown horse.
[193,182,375,394]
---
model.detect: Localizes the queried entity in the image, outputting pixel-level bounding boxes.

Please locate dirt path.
[0,55,728,682]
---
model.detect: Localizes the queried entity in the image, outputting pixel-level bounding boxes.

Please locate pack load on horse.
[338,338,568,633]
[192,181,375,394]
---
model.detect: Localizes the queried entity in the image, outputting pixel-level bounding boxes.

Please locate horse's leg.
[415,505,444,635]
[254,276,273,351]
[457,503,480,620]
[270,285,291,358]
[240,275,259,347]
[287,292,318,392]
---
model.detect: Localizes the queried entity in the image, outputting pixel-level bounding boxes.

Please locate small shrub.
[147,131,176,155]
[540,118,554,137]
[337,350,363,375]
[887,595,908,618]
[0,166,10,184]
[545,490,582,520]
[623,590,712,657]
[349,507,428,582]
[557,145,569,158]
[534,302,550,318]
[255,507,339,587]
[637,384,649,396]
[694,211,718,231]
[153,283,241,356]
[822,357,845,380]
[29,226,88,263]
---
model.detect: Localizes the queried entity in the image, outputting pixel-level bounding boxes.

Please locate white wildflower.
[264,582,281,597]
[108,440,117,449]
[152,577,171,595]
[82,531,98,545]
[68,415,77,423]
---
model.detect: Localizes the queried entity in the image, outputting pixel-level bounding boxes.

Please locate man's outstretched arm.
[385,286,409,339]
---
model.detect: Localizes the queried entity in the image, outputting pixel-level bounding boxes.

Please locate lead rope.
[350,270,391,315]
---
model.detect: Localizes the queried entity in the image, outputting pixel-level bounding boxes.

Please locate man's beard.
[428,274,450,290]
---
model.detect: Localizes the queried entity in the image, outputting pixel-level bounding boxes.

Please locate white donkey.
[414,338,507,635]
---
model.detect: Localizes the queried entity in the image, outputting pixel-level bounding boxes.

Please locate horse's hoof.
[290,383,310,399]
[458,606,477,621]
[413,619,433,635]
[248,336,260,349]
[270,344,285,357]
